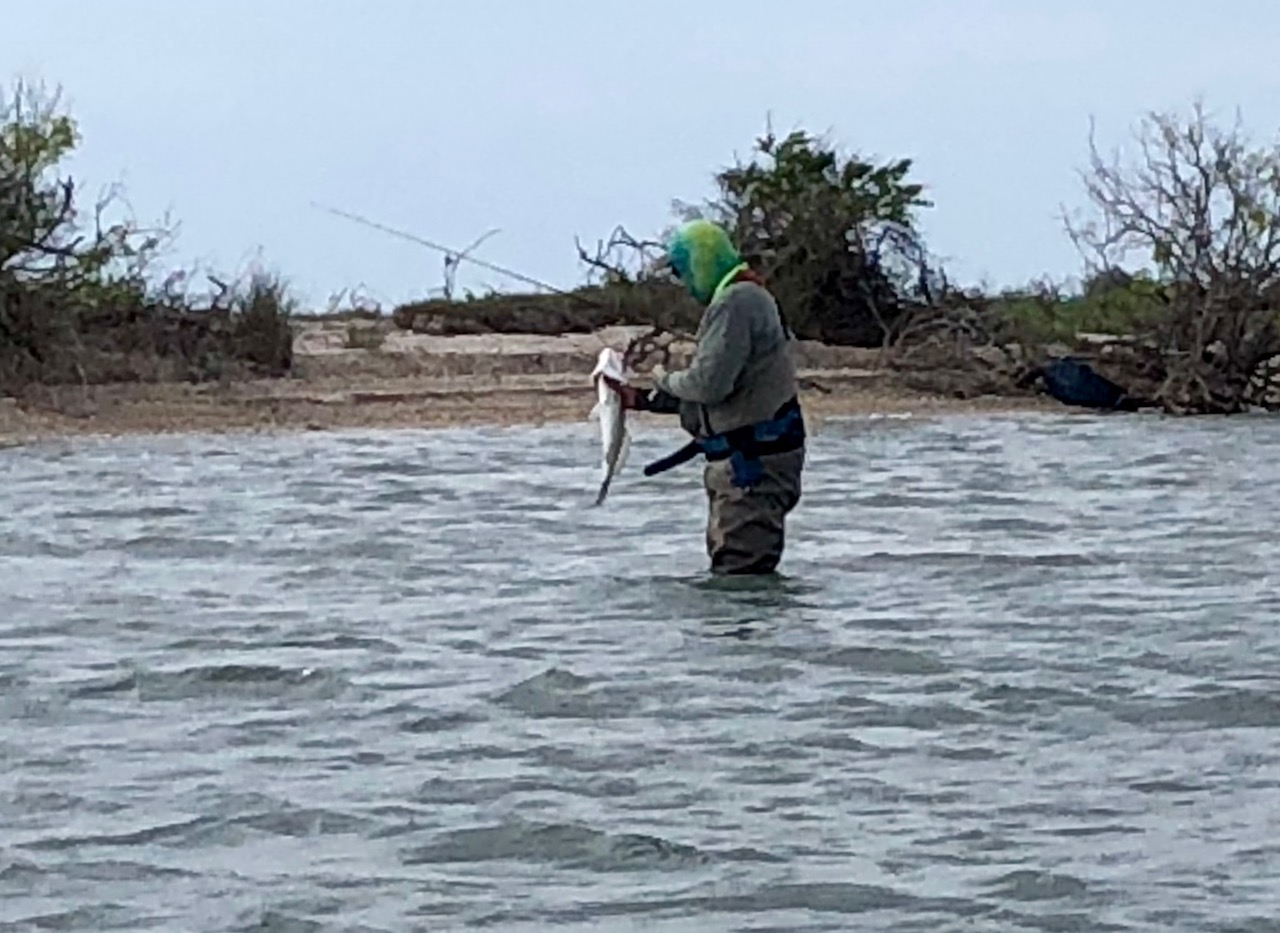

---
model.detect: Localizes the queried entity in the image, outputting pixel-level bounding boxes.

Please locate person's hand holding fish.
[599,375,640,409]
[589,352,683,505]
[600,363,664,410]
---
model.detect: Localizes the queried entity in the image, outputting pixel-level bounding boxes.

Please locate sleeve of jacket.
[654,298,749,405]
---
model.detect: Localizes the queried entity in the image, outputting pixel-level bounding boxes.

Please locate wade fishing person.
[607,219,806,575]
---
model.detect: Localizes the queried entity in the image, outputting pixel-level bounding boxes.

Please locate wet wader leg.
[703,447,804,575]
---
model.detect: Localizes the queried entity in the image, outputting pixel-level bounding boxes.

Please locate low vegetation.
[7,70,1280,417]
[0,78,294,396]
[904,104,1280,414]
[391,103,1280,414]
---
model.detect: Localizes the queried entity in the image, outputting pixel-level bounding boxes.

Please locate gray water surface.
[2,413,1279,932]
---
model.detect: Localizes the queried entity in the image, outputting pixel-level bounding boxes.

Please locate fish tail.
[594,475,612,506]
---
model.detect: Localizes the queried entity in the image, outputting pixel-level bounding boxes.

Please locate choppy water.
[2,412,1279,932]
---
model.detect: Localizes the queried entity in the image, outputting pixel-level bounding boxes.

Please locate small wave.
[0,856,44,889]
[974,684,1096,717]
[962,516,1071,535]
[983,869,1094,902]
[21,805,370,858]
[3,789,86,816]
[926,744,1006,762]
[399,709,483,734]
[984,907,1131,932]
[20,815,224,852]
[234,909,394,933]
[493,667,637,720]
[116,534,237,560]
[276,634,402,654]
[133,664,347,703]
[7,903,149,931]
[1206,919,1280,933]
[69,673,139,700]
[797,732,878,753]
[1113,688,1280,730]
[1040,823,1145,838]
[40,859,197,883]
[402,818,776,873]
[232,912,325,933]
[727,881,966,916]
[232,806,373,839]
[1129,778,1209,795]
[784,645,951,676]
[414,773,640,807]
[480,881,972,926]
[0,689,70,722]
[0,536,84,558]
[833,698,987,730]
[858,550,1099,570]
[58,504,196,521]
[345,458,437,478]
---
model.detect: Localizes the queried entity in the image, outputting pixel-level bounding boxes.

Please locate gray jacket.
[654,281,799,439]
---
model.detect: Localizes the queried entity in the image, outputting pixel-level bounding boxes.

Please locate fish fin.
[587,400,602,422]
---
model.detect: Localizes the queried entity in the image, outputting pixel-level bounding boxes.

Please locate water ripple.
[2,415,1278,930]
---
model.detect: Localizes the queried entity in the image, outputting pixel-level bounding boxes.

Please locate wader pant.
[704,446,804,575]
[642,395,806,577]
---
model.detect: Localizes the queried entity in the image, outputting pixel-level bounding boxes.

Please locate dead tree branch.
[1063,102,1280,413]
[575,225,667,287]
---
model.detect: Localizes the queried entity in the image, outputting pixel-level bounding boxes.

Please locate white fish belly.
[598,394,625,478]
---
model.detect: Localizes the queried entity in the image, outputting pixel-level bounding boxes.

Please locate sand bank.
[0,321,1056,445]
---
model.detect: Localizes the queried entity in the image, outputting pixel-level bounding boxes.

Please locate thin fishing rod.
[311,201,592,302]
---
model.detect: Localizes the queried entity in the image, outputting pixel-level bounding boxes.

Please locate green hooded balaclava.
[665,219,747,306]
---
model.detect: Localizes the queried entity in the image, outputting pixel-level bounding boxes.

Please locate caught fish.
[588,347,632,506]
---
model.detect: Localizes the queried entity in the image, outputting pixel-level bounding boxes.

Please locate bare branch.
[575,225,667,287]
[1058,103,1280,413]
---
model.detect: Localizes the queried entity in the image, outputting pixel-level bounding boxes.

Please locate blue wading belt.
[643,397,805,486]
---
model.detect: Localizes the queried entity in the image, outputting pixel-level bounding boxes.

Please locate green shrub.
[0,76,296,391]
[680,124,937,346]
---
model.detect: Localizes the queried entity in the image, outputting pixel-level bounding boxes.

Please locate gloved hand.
[641,386,681,414]
[600,376,642,409]
[601,377,680,413]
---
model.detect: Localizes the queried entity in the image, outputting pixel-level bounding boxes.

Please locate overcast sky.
[5,0,1279,309]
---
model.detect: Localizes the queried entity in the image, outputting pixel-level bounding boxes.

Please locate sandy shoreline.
[0,321,1057,445]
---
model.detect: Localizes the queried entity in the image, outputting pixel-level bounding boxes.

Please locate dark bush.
[684,125,939,346]
[0,77,296,394]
